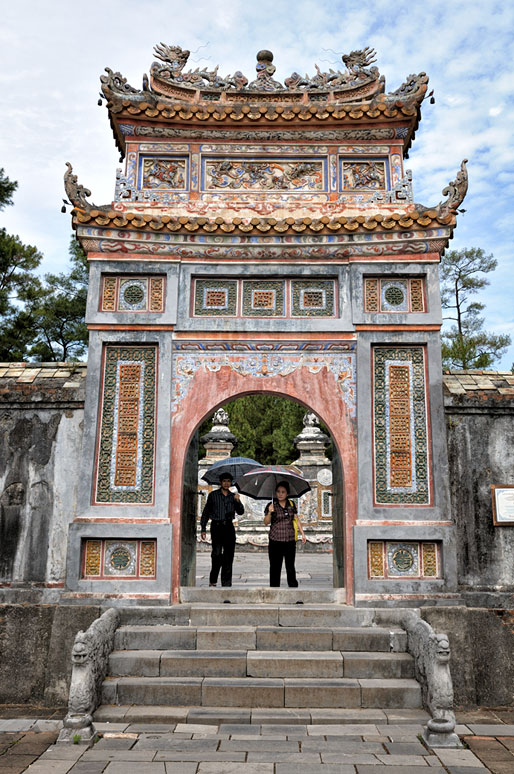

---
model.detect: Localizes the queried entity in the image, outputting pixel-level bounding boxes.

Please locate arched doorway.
[169,359,357,603]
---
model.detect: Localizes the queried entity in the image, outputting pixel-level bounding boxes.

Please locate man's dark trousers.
[210,520,236,586]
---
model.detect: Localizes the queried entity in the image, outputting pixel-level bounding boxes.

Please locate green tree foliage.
[0,168,17,210]
[25,237,89,362]
[440,247,511,370]
[198,395,332,465]
[0,167,89,362]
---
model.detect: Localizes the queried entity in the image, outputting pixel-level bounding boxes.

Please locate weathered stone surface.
[202,677,284,707]
[256,627,333,651]
[284,678,361,708]
[248,650,343,678]
[160,650,247,677]
[342,652,414,679]
[114,677,203,706]
[115,626,196,651]
[359,679,421,708]
[196,626,256,651]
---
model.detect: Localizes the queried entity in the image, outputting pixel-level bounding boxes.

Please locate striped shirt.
[201,488,244,531]
[265,499,297,542]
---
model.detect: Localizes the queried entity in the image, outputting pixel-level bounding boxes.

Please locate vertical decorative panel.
[368,541,385,577]
[149,277,165,312]
[373,346,430,504]
[410,278,425,312]
[422,542,438,576]
[140,541,157,577]
[95,346,157,503]
[102,277,117,311]
[84,540,102,576]
[364,278,379,312]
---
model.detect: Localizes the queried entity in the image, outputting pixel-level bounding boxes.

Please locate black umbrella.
[201,456,262,485]
[234,465,311,500]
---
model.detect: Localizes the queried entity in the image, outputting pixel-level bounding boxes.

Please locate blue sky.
[1,0,513,368]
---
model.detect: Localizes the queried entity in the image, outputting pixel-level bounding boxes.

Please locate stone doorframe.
[168,347,357,603]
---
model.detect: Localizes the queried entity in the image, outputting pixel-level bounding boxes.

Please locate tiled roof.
[443,371,514,399]
[0,362,87,389]
[73,207,455,236]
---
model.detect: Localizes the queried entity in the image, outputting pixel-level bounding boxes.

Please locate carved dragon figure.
[58,609,119,744]
[438,159,468,217]
[64,163,96,210]
[342,46,378,74]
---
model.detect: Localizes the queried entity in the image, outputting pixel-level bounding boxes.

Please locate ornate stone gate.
[63,44,467,605]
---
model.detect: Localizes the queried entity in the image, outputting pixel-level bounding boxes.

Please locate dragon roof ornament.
[438,159,468,216]
[98,44,432,107]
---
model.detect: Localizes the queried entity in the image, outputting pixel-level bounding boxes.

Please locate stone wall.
[443,371,514,604]
[0,364,86,596]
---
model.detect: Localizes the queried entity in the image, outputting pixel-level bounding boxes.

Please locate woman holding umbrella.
[264,480,306,588]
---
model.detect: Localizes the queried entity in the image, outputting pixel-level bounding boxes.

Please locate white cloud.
[1,0,513,367]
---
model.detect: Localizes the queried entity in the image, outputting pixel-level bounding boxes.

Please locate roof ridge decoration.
[99,44,430,108]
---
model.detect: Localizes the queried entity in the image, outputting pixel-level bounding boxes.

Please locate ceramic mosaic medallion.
[381,280,408,312]
[364,277,426,313]
[367,541,440,579]
[81,538,157,579]
[95,345,157,503]
[291,280,335,317]
[373,346,430,504]
[100,276,165,313]
[119,279,147,310]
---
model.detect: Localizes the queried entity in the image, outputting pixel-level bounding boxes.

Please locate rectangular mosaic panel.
[95,346,157,503]
[242,281,285,317]
[203,157,326,192]
[100,276,165,313]
[140,156,187,190]
[194,279,238,316]
[81,539,156,579]
[368,541,440,579]
[291,280,335,317]
[373,346,430,504]
[364,277,426,313]
[341,159,386,191]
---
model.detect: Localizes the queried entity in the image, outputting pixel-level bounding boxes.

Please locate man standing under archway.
[200,474,245,587]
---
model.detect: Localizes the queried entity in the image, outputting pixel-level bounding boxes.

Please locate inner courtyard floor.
[195,549,333,588]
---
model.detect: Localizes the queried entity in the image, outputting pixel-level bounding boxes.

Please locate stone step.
[109,648,414,679]
[114,624,407,652]
[101,676,421,708]
[93,704,431,725]
[187,604,374,628]
[180,587,345,604]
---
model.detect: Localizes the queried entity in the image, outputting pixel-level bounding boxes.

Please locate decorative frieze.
[100,276,165,313]
[367,541,440,579]
[95,345,157,504]
[82,539,156,578]
[192,278,336,318]
[342,159,387,191]
[203,157,326,192]
[373,346,430,504]
[140,156,188,190]
[364,277,426,313]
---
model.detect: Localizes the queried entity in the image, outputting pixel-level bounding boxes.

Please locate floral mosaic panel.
[140,157,187,190]
[367,541,440,579]
[194,279,238,316]
[203,158,326,192]
[95,345,157,504]
[82,538,156,579]
[341,159,387,191]
[364,277,426,313]
[242,281,285,317]
[291,280,335,317]
[100,276,165,313]
[373,346,430,504]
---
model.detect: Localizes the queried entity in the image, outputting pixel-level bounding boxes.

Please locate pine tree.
[440,247,511,370]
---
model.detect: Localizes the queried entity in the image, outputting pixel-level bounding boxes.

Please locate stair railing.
[57,607,120,744]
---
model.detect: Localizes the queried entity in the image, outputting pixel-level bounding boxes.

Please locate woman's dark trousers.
[210,521,236,586]
[268,538,298,587]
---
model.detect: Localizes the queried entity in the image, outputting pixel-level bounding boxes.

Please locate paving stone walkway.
[1,713,514,773]
[196,550,333,587]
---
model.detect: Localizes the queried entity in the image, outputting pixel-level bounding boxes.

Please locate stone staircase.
[96,592,423,723]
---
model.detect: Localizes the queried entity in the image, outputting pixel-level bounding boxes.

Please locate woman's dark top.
[265,498,297,542]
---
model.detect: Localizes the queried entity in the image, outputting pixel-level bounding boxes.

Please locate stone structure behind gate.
[48,44,473,604]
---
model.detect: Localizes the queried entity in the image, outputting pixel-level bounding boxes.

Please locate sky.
[1,0,513,368]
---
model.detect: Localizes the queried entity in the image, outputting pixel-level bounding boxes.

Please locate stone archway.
[169,348,357,603]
